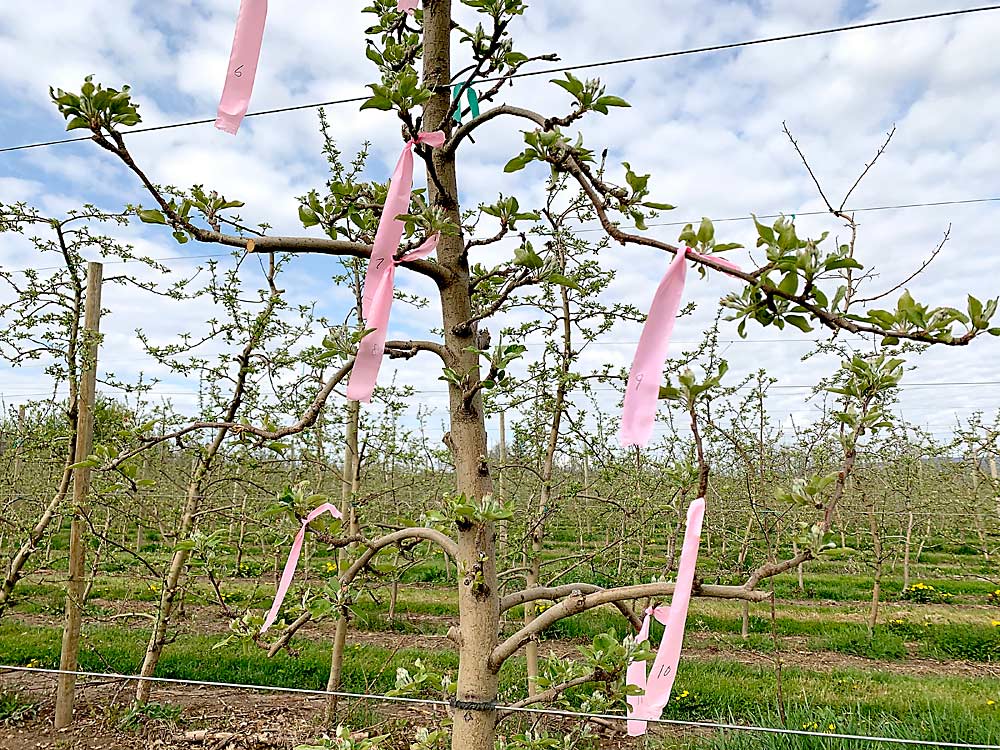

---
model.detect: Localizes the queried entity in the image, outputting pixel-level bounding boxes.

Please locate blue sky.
[1,0,999,447]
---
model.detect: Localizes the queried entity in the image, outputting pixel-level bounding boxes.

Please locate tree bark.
[902,510,913,591]
[868,513,883,634]
[55,261,103,728]
[326,398,360,724]
[422,4,498,748]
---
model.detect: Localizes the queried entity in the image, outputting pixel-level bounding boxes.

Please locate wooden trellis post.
[54,261,102,729]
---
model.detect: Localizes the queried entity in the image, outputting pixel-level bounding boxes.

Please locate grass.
[808,627,908,660]
[652,660,1000,749]
[3,546,999,747]
[0,620,458,696]
[1,617,997,744]
[12,572,1000,664]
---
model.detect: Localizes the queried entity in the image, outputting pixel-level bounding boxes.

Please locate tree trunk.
[83,510,111,604]
[235,491,248,571]
[902,511,913,591]
[868,513,883,634]
[737,516,753,568]
[135,480,201,705]
[422,4,498,747]
[326,398,360,724]
[135,273,280,704]
[792,539,804,592]
[1,273,83,618]
[11,405,25,492]
[991,456,999,519]
[916,517,930,562]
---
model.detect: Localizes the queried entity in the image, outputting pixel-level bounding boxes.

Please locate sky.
[1,0,999,450]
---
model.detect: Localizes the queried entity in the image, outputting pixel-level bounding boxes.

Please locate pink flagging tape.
[347,131,445,403]
[626,497,705,735]
[620,250,740,447]
[216,0,268,135]
[261,502,342,632]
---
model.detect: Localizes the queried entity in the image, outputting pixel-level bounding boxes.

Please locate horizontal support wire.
[1,664,997,749]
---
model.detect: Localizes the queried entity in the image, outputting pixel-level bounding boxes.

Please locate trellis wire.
[2,664,998,749]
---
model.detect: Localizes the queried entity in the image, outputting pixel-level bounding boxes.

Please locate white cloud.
[2,0,999,447]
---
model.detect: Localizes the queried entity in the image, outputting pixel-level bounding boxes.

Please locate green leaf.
[138,209,167,225]
[360,95,393,111]
[753,215,775,245]
[696,217,714,244]
[514,243,544,269]
[504,153,532,173]
[778,272,798,296]
[785,315,813,333]
[65,116,91,131]
[641,201,676,211]
[595,95,630,109]
[299,205,320,228]
[825,258,863,271]
[548,273,583,292]
[969,294,983,320]
[550,74,584,98]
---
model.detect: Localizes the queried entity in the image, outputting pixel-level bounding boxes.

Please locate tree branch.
[385,339,449,363]
[89,131,454,287]
[501,671,608,714]
[109,359,355,468]
[454,105,980,347]
[341,527,458,587]
[501,583,642,632]
[490,582,768,670]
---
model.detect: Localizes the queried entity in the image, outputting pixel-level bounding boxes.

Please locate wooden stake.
[55,262,102,729]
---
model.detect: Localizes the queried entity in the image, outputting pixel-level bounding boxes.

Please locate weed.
[117,701,183,731]
[900,582,954,605]
[0,689,39,726]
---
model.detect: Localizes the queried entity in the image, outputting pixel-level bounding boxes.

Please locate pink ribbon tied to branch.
[620,249,741,448]
[261,502,343,633]
[347,131,446,403]
[397,0,420,14]
[216,0,268,135]
[626,497,705,736]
